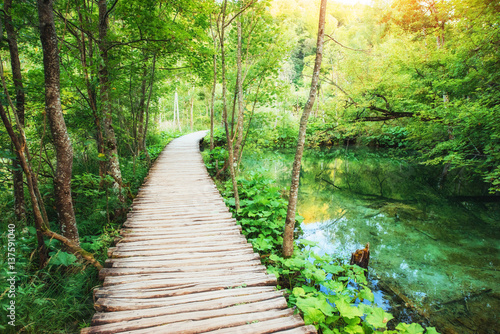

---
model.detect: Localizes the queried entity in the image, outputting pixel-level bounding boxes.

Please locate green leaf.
[292,287,306,297]
[320,324,335,334]
[49,251,77,266]
[424,328,439,334]
[303,307,325,325]
[269,254,280,262]
[365,307,393,329]
[358,287,375,303]
[395,322,425,334]
[344,324,364,334]
[323,264,345,275]
[297,295,335,317]
[298,239,319,247]
[336,299,363,319]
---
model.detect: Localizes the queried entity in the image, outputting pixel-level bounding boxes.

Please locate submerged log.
[350,242,370,274]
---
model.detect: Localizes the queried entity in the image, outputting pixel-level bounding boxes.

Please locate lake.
[242,147,500,333]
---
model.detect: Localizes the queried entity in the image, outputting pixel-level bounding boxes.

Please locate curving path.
[81,131,316,334]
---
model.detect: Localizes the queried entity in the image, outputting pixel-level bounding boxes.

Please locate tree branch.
[325,34,370,53]
[224,0,258,28]
[106,0,118,19]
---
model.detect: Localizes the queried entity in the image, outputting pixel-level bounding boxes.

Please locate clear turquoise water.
[242,147,500,333]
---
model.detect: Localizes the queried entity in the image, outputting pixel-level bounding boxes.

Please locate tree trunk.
[350,243,370,277]
[136,65,148,155]
[142,54,156,164]
[190,94,194,132]
[4,0,26,221]
[78,8,106,179]
[37,0,80,245]
[219,0,240,211]
[98,0,124,201]
[210,53,216,150]
[283,0,327,257]
[233,18,245,161]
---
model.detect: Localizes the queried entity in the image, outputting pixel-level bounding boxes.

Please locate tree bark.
[136,64,148,155]
[4,0,26,221]
[283,0,327,257]
[233,18,245,161]
[142,54,156,164]
[219,0,240,211]
[37,0,80,245]
[210,53,216,150]
[190,95,194,132]
[98,0,124,201]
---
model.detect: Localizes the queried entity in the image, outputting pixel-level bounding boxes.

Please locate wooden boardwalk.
[82,131,316,334]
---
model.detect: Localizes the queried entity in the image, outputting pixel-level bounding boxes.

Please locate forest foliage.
[0,0,498,332]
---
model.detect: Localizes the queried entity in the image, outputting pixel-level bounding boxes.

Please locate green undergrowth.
[204,151,438,334]
[0,130,181,333]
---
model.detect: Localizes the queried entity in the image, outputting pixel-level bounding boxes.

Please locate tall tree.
[283,0,327,257]
[37,0,79,244]
[98,0,124,201]
[209,14,218,150]
[218,0,240,210]
[233,18,244,160]
[77,1,107,180]
[4,0,26,221]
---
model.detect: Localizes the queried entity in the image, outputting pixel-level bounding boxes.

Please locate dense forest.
[0,0,498,333]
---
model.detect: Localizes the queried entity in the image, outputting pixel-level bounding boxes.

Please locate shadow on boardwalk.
[81,131,316,334]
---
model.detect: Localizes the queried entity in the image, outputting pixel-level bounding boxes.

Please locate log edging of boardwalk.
[82,131,316,334]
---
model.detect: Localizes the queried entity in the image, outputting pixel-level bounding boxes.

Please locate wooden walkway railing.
[81,131,316,334]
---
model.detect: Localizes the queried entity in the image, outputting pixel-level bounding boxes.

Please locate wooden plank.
[112,239,249,251]
[94,275,277,299]
[110,247,254,258]
[114,235,248,247]
[99,264,267,280]
[93,288,281,314]
[91,296,287,331]
[127,211,232,219]
[203,314,307,334]
[119,225,241,235]
[108,242,252,257]
[117,230,241,242]
[103,271,270,286]
[123,218,238,227]
[275,325,319,334]
[86,309,295,334]
[98,274,276,293]
[106,250,258,264]
[107,253,260,268]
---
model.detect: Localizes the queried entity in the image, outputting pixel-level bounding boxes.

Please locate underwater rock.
[380,202,425,220]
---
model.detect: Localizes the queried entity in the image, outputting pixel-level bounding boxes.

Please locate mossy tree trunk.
[37,0,80,245]
[98,0,124,202]
[4,0,26,222]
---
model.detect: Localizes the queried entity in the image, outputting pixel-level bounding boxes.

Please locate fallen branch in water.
[410,225,438,241]
[441,288,492,306]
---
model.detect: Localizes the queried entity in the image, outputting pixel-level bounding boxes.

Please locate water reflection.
[242,147,500,333]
